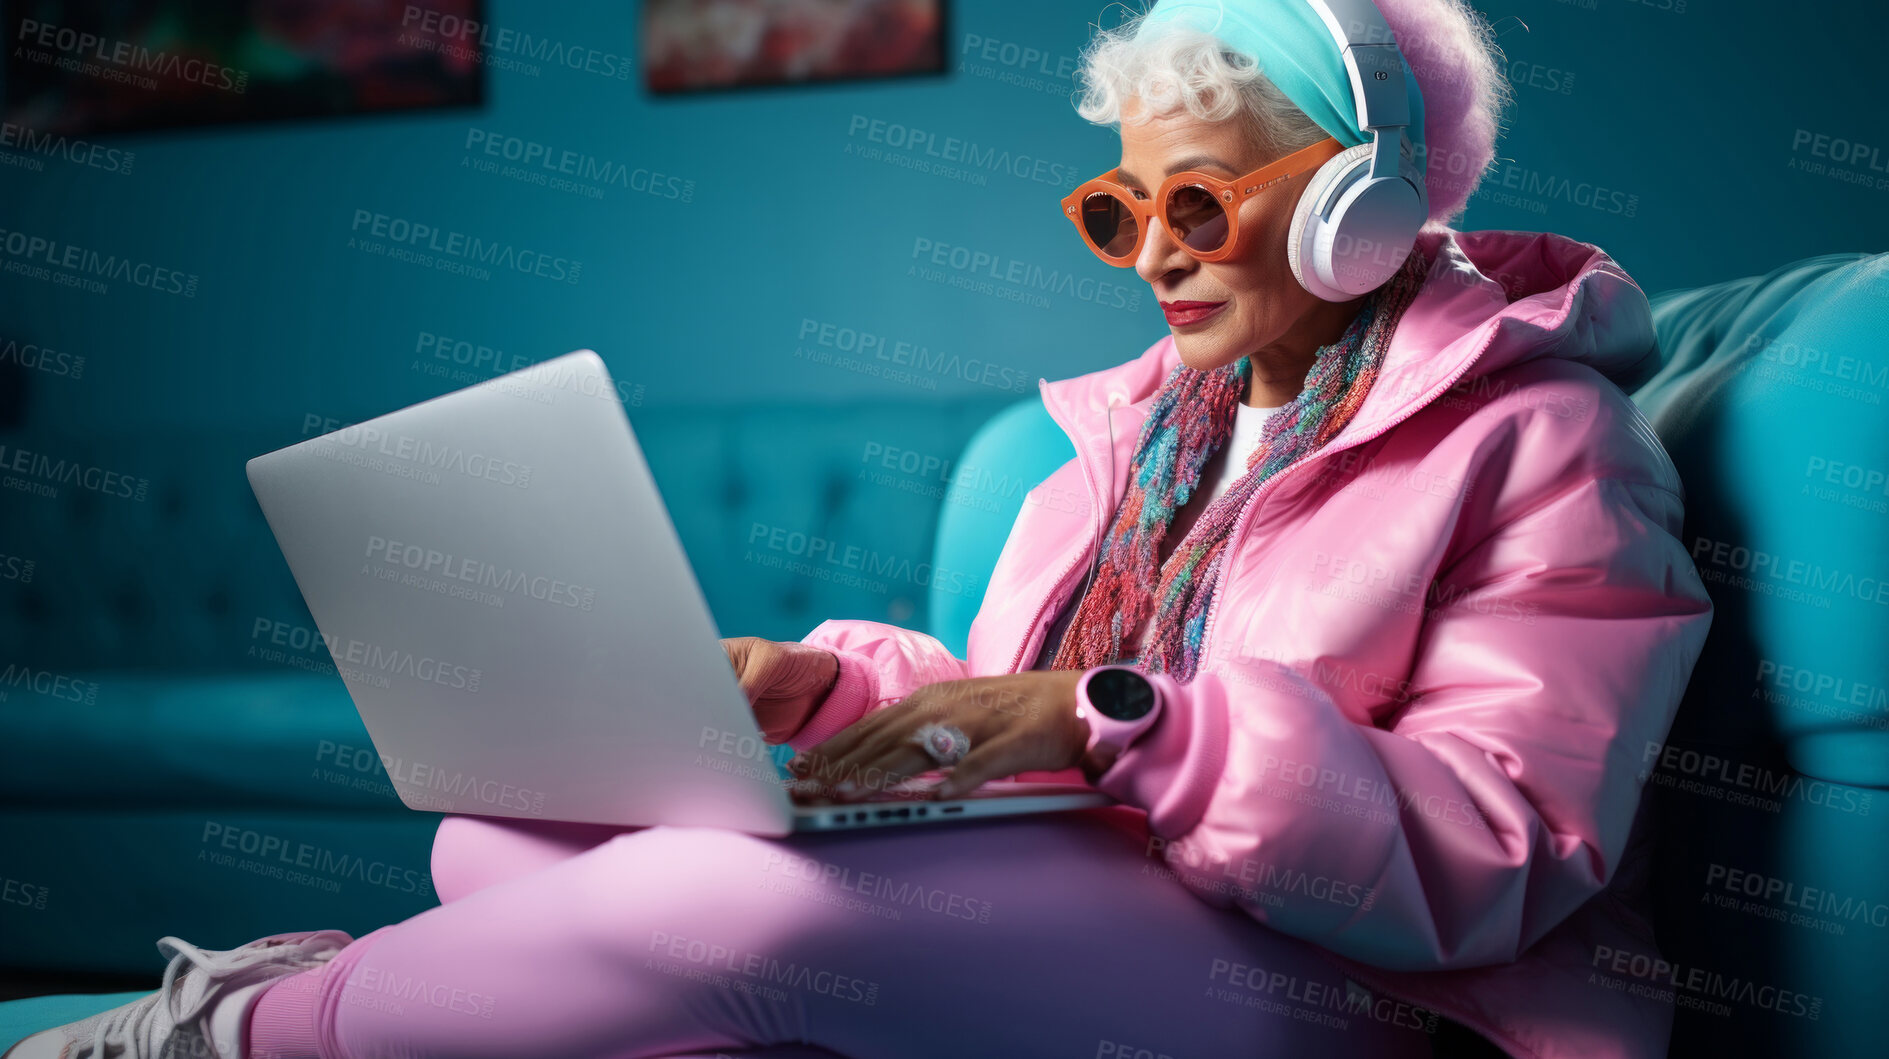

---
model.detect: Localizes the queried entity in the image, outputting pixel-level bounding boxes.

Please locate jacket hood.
[1039,227,1660,455]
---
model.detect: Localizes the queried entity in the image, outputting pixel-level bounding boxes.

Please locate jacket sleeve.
[774,620,973,753]
[1094,472,1714,972]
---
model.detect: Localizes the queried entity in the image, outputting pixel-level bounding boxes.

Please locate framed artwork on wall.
[643,0,946,95]
[3,0,486,136]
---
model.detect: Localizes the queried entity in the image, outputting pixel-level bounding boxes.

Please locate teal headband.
[1136,0,1426,159]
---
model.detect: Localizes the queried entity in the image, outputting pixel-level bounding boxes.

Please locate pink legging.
[254,807,1438,1059]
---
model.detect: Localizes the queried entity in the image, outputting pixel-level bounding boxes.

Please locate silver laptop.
[246,349,1113,834]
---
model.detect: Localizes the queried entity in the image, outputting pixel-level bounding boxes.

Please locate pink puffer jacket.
[781,226,1714,1059]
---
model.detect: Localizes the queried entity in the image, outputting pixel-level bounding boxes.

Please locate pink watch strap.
[1079,666,1162,755]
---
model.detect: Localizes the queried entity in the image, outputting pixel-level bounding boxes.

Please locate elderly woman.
[14,2,1711,1059]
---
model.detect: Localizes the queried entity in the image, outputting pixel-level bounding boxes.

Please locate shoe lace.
[78,936,323,1059]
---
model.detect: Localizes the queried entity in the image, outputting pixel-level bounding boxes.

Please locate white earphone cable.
[1071,395,1119,619]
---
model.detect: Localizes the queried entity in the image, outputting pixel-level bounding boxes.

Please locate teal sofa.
[6,250,1887,1056]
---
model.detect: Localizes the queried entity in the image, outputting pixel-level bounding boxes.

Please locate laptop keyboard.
[783,774,941,802]
[784,773,1092,804]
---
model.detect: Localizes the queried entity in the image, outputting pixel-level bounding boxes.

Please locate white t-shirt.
[1031,402,1282,669]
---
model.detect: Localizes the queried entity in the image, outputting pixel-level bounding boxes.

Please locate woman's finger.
[821,708,955,793]
[849,709,1025,801]
[934,733,1028,800]
[789,694,910,773]
[832,742,939,800]
[790,701,942,792]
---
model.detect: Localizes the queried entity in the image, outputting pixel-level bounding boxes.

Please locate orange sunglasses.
[1061,135,1348,266]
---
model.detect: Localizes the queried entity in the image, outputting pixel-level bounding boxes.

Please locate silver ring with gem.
[910,721,970,767]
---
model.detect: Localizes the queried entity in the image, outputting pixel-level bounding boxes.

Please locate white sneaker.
[3,929,353,1059]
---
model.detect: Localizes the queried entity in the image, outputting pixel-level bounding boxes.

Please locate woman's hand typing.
[720,637,841,744]
[786,670,1100,801]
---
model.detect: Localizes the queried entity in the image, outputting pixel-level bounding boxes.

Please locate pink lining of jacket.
[781,227,1715,1059]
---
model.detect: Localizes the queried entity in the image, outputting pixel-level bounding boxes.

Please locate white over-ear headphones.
[1284,0,1428,302]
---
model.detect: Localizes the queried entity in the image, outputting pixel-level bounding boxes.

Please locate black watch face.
[1091,668,1155,722]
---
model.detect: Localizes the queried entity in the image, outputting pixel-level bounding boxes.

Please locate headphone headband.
[1303,0,1413,186]
[1133,0,1429,299]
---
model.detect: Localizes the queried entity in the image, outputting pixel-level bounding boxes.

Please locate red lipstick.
[1160,300,1228,326]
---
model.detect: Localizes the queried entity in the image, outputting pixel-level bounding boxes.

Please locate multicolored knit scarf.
[1046,248,1431,682]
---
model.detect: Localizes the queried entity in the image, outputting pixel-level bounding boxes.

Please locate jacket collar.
[1038,227,1659,470]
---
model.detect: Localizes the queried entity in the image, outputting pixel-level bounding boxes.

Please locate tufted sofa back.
[0,396,1018,674]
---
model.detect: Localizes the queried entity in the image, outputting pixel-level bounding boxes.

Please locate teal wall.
[3,0,1883,434]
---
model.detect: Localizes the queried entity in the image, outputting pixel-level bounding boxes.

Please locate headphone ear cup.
[1286,143,1374,299]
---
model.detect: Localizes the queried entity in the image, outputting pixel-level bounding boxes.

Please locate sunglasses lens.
[1079,191,1139,259]
[1166,184,1229,253]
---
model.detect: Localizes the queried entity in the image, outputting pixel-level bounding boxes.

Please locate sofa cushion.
[929,396,1079,657]
[0,990,846,1059]
[0,809,442,974]
[1635,251,1889,787]
[1,991,149,1053]
[1,672,404,810]
[1632,252,1889,1058]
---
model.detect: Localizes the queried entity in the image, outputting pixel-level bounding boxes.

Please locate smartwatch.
[1075,665,1164,758]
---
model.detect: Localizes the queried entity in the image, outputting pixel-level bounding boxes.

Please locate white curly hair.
[1072,0,1515,231]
